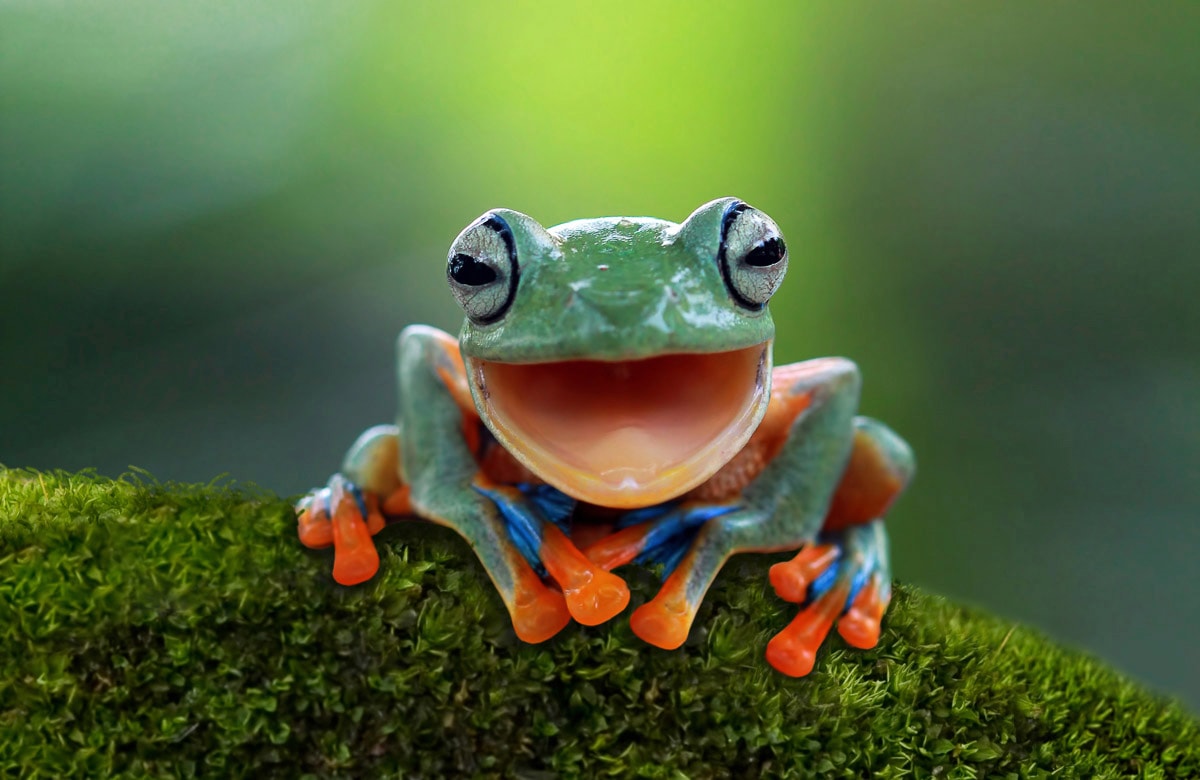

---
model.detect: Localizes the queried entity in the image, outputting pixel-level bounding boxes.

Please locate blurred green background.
[3,2,1197,708]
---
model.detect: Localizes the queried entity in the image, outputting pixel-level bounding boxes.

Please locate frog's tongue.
[471,344,770,508]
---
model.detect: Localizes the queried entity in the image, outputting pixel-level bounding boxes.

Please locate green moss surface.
[1,468,1196,778]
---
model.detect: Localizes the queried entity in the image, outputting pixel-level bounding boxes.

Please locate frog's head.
[446,197,788,508]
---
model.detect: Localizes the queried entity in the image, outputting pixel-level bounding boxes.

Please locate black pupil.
[744,236,785,267]
[449,253,497,286]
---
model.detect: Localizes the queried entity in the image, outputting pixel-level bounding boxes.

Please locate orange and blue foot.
[475,482,631,627]
[765,520,891,677]
[590,504,741,650]
[296,474,393,586]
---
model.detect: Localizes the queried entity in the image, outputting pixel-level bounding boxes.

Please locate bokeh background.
[3,3,1197,708]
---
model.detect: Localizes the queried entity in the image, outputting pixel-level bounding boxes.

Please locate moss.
[1,468,1196,779]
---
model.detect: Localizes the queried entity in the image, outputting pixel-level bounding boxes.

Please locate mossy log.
[1,469,1196,778]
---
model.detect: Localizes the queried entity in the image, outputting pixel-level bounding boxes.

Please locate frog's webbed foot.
[765,521,890,677]
[296,424,413,585]
[577,502,740,649]
[296,474,410,586]
[605,360,911,672]
[475,482,631,626]
[763,416,911,676]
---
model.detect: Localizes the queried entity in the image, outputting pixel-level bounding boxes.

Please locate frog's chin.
[466,343,771,509]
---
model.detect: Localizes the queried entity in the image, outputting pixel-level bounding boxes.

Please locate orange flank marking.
[331,498,380,586]
[824,430,903,532]
[508,563,572,644]
[382,484,413,517]
[765,581,851,677]
[460,412,481,456]
[297,502,333,549]
[761,386,814,435]
[837,579,889,649]
[768,544,839,603]
[430,332,484,455]
[539,523,631,625]
[629,567,694,650]
[582,523,654,571]
[431,335,474,412]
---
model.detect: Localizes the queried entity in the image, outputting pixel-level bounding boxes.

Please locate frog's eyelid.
[481,214,517,264]
[447,212,520,324]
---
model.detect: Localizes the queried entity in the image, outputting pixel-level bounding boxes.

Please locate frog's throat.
[465,343,771,509]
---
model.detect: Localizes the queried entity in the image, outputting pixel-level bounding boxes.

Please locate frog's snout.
[570,282,675,326]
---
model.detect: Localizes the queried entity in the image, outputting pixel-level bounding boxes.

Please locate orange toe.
[540,524,630,625]
[563,569,631,626]
[630,597,692,650]
[382,485,413,516]
[511,584,572,644]
[297,506,334,548]
[331,503,380,585]
[764,582,848,677]
[837,580,887,649]
[768,544,838,603]
[765,629,821,677]
[836,612,880,650]
[363,493,386,535]
[582,524,652,571]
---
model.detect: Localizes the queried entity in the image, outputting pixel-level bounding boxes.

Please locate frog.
[295,198,914,677]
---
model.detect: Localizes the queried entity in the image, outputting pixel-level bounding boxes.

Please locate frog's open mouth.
[468,344,771,508]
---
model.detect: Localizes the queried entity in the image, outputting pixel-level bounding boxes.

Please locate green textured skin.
[640,357,869,610]
[334,198,914,650]
[459,198,774,363]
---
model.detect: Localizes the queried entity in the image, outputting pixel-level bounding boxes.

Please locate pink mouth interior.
[475,345,767,506]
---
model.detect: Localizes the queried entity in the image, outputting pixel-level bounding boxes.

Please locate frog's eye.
[446,213,519,323]
[718,203,788,309]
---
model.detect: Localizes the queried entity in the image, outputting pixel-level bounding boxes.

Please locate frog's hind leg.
[766,417,913,675]
[296,325,574,644]
[823,417,914,535]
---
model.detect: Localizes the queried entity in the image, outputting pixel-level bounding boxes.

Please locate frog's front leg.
[604,358,859,651]
[397,326,631,633]
[621,358,912,677]
[400,325,601,642]
[472,482,631,626]
[298,325,586,643]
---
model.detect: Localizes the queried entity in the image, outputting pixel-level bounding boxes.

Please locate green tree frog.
[296,198,914,677]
